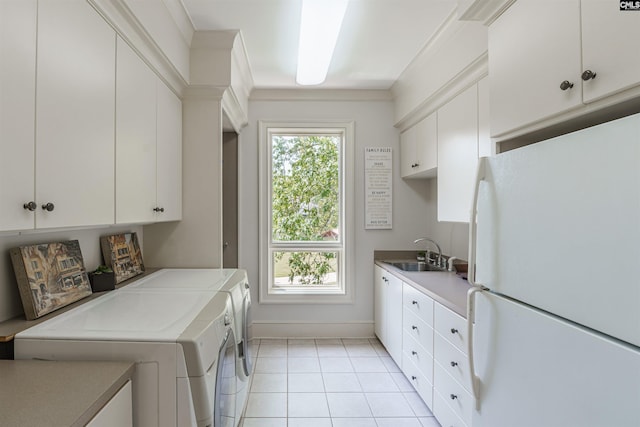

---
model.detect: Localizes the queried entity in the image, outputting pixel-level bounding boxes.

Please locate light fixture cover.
[296,0,349,86]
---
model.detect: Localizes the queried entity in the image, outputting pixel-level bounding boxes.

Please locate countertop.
[375,260,471,318]
[0,359,135,426]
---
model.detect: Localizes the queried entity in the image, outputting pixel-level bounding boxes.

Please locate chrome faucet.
[414,237,443,268]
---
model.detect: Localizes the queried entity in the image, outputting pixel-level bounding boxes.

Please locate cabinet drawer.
[434,361,473,427]
[402,352,434,410]
[403,332,433,382]
[434,303,467,354]
[433,390,468,427]
[403,283,434,326]
[403,309,434,356]
[434,332,471,393]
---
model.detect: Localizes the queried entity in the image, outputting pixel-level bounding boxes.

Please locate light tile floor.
[241,338,442,427]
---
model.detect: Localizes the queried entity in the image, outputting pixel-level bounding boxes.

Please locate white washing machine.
[125,269,253,380]
[14,288,237,427]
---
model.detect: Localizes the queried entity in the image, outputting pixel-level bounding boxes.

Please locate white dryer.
[14,289,236,427]
[125,269,253,381]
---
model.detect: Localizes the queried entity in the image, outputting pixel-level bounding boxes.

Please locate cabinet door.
[116,37,157,224]
[156,81,182,222]
[581,0,640,103]
[87,380,133,427]
[400,113,437,179]
[35,0,115,228]
[0,0,36,231]
[386,274,404,365]
[437,84,478,223]
[374,266,387,342]
[489,0,582,136]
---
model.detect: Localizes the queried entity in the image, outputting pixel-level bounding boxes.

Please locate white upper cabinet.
[489,0,582,137]
[400,112,438,179]
[490,0,640,137]
[437,84,479,223]
[35,0,116,229]
[116,37,183,224]
[156,81,183,222]
[580,0,640,103]
[116,37,158,224]
[0,0,36,231]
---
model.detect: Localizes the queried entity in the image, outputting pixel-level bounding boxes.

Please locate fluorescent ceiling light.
[296,0,348,86]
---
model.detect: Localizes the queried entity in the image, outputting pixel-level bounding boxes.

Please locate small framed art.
[10,240,92,320]
[100,232,145,284]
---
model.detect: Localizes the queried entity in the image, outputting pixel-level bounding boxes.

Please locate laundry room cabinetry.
[489,0,640,138]
[433,302,472,427]
[402,282,435,408]
[87,380,133,427]
[400,112,437,178]
[0,0,37,231]
[116,38,182,224]
[0,0,116,231]
[374,265,403,364]
[437,78,490,223]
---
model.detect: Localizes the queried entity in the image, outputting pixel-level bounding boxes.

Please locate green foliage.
[271,135,340,285]
[92,265,113,275]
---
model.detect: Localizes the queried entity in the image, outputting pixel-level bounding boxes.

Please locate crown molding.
[456,0,516,25]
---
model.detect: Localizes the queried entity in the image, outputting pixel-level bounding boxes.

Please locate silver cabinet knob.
[412,300,418,305]
[42,202,55,212]
[412,351,418,356]
[559,80,574,91]
[411,163,420,168]
[581,70,597,81]
[153,207,165,213]
[450,328,458,334]
[23,201,37,211]
[450,394,458,400]
[411,376,417,381]
[412,325,418,330]
[450,361,458,367]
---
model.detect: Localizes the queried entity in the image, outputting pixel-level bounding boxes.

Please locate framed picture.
[100,232,145,284]
[10,240,92,320]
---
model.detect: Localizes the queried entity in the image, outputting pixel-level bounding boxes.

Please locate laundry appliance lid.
[124,268,237,291]
[15,290,226,342]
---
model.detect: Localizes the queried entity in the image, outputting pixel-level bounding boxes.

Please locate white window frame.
[258,120,354,304]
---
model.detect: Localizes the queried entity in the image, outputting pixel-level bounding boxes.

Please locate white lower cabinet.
[434,303,471,427]
[374,265,403,365]
[86,380,133,427]
[401,282,435,409]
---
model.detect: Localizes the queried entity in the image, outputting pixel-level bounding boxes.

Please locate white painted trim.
[251,89,393,102]
[89,0,189,96]
[456,0,516,25]
[395,53,488,132]
[250,321,375,339]
[222,88,249,132]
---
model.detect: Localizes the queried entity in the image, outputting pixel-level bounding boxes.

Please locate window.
[259,121,354,303]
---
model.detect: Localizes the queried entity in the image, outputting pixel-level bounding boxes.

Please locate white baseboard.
[248,321,375,339]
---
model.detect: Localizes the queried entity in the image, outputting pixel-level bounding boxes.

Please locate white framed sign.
[364,147,392,229]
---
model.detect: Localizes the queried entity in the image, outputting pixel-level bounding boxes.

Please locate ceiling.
[182,0,458,90]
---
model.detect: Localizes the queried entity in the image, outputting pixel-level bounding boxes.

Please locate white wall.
[239,97,468,337]
[0,225,142,322]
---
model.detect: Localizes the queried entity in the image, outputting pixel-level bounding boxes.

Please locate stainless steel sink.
[389,261,446,272]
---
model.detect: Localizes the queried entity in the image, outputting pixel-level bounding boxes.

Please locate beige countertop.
[375,260,471,318]
[0,359,135,427]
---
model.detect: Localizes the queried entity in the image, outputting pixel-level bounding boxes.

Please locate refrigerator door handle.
[467,285,486,410]
[468,157,487,288]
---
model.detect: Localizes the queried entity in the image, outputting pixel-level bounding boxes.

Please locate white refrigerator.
[467,113,640,427]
